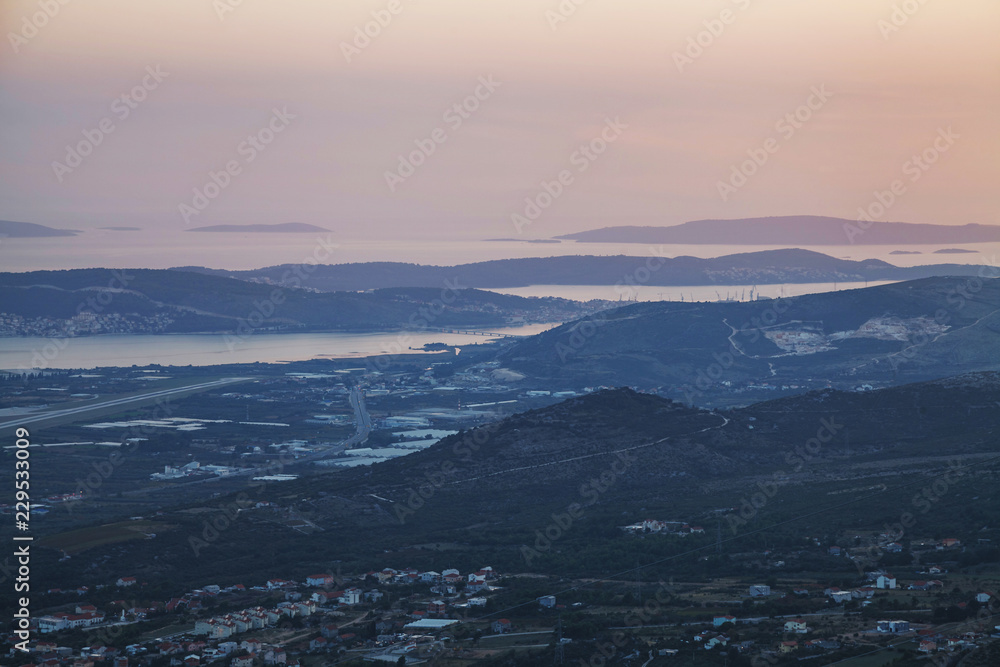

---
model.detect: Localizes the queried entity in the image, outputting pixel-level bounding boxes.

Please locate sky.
[1,0,998,243]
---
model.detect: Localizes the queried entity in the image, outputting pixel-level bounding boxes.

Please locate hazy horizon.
[2,0,999,259]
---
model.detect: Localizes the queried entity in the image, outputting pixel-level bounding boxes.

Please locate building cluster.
[621,519,706,536]
[11,564,501,667]
[0,312,174,337]
[150,462,245,481]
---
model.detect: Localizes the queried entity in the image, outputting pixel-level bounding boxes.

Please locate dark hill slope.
[0,269,595,333]
[499,277,1000,399]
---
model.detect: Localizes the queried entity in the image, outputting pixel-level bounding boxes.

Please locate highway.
[345,385,372,448]
[0,377,253,433]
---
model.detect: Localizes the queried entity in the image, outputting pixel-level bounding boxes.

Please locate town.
[8,530,1000,666]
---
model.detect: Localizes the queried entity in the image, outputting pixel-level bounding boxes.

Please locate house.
[939,538,961,549]
[749,584,771,597]
[779,641,798,653]
[217,642,238,655]
[876,575,897,589]
[909,581,933,591]
[311,591,339,605]
[492,619,512,634]
[240,639,263,653]
[306,574,335,587]
[309,637,328,650]
[713,615,736,627]
[830,591,853,603]
[828,546,842,556]
[419,571,440,583]
[263,648,286,665]
[116,577,136,587]
[428,600,447,616]
[338,587,362,605]
[267,579,294,590]
[877,620,910,633]
[231,655,254,667]
[919,640,937,653]
[977,593,992,603]
[853,587,875,599]
[704,634,729,650]
[784,619,808,634]
[466,581,488,594]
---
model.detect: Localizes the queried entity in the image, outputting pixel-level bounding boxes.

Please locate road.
[346,385,372,448]
[0,377,253,433]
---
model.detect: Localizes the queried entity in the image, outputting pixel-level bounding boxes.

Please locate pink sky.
[1,0,998,241]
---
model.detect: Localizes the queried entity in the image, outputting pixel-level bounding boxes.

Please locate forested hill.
[0,269,598,334]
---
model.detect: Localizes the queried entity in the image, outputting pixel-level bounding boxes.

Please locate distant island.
[0,220,79,237]
[186,223,332,233]
[171,248,997,292]
[934,248,978,254]
[99,226,141,231]
[889,250,922,255]
[555,215,1000,245]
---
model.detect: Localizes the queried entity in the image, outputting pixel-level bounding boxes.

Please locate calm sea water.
[1,227,998,271]
[0,324,556,371]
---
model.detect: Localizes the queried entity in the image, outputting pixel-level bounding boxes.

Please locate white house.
[749,585,770,597]
[876,575,897,590]
[784,619,808,634]
[713,615,736,627]
[339,587,362,605]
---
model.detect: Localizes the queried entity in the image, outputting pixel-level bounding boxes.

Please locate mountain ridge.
[555,215,1000,245]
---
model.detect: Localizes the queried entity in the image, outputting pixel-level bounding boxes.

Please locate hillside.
[499,276,1000,401]
[0,269,599,335]
[27,374,1000,589]
[556,215,1000,245]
